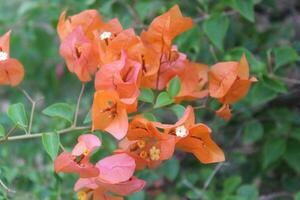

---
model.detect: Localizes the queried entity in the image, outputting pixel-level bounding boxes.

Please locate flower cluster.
[49,4,256,199]
[0,31,24,87]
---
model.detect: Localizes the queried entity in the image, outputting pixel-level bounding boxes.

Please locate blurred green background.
[1,0,300,199]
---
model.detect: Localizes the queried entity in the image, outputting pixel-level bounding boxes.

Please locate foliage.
[0,0,300,200]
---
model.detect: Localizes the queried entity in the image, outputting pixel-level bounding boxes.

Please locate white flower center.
[175,125,188,137]
[100,31,112,40]
[0,51,8,61]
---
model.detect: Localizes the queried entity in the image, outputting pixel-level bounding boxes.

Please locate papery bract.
[119,116,176,170]
[54,134,101,178]
[59,27,98,82]
[0,31,24,87]
[154,106,225,163]
[92,90,128,140]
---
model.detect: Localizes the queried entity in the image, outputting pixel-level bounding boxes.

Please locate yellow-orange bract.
[0,31,24,87]
[209,54,257,120]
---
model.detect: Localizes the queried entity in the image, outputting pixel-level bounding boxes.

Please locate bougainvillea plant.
[0,4,257,200]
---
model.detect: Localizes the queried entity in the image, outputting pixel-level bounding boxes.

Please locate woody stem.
[19,88,36,134]
[0,178,15,193]
[0,126,90,143]
[73,84,85,127]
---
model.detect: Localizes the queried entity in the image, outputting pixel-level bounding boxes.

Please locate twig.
[19,88,36,134]
[3,125,18,140]
[73,84,85,127]
[0,178,15,193]
[209,45,218,62]
[271,74,300,85]
[258,191,293,200]
[0,126,90,143]
[194,10,237,23]
[203,162,224,190]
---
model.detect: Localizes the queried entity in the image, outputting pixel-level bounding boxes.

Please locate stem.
[73,84,85,127]
[19,88,36,134]
[0,178,15,193]
[4,126,18,140]
[0,126,90,143]
[203,162,224,190]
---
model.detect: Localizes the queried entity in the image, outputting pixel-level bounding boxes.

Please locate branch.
[19,88,37,134]
[0,126,90,143]
[258,191,293,200]
[203,162,225,190]
[73,84,85,127]
[0,178,15,193]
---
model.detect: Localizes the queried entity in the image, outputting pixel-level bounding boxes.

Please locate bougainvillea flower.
[215,104,231,121]
[95,52,141,112]
[54,134,101,178]
[74,153,145,199]
[59,27,98,82]
[209,54,257,103]
[154,106,225,163]
[118,116,176,170]
[0,31,24,87]
[57,9,103,41]
[92,90,128,140]
[175,61,209,103]
[141,5,193,54]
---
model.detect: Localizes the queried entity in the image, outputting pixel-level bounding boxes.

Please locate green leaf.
[128,190,145,200]
[7,103,28,128]
[167,76,181,97]
[154,92,174,108]
[274,47,299,69]
[284,140,300,173]
[158,158,180,181]
[42,132,60,161]
[262,75,287,93]
[223,176,242,195]
[143,113,157,121]
[0,124,5,137]
[170,104,186,119]
[203,15,229,51]
[237,185,258,200]
[262,138,286,169]
[139,88,155,103]
[242,120,264,144]
[83,109,91,124]
[42,103,75,123]
[295,191,300,200]
[231,0,255,22]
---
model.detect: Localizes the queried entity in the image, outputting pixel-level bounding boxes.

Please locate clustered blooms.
[0,4,258,199]
[0,31,24,87]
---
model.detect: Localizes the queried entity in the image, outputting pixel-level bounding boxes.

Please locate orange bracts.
[94,52,141,113]
[74,153,145,200]
[59,27,98,82]
[118,116,176,170]
[175,61,209,103]
[141,5,193,54]
[154,106,225,163]
[209,54,257,120]
[92,90,128,140]
[54,134,101,178]
[57,9,103,41]
[0,31,24,87]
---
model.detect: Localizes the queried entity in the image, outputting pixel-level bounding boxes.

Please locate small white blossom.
[100,31,112,40]
[175,125,188,137]
[0,51,8,61]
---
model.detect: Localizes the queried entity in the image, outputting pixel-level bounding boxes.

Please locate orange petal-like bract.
[92,90,128,140]
[0,31,25,87]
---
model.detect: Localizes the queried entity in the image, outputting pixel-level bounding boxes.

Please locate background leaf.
[167,76,181,98]
[7,103,28,128]
[139,88,155,104]
[42,132,60,161]
[154,92,174,108]
[203,15,229,51]
[42,103,75,123]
